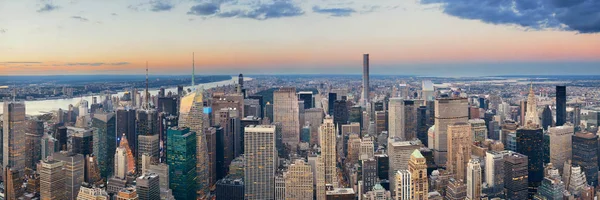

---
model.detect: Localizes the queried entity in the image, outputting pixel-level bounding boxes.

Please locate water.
[1,76,245,116]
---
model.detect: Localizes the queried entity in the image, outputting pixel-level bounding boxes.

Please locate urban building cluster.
[1,54,600,200]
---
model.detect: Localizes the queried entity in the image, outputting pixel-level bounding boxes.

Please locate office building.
[346,134,361,166]
[516,127,544,197]
[77,183,110,200]
[284,159,314,200]
[320,117,339,187]
[556,86,566,126]
[92,112,116,179]
[395,170,411,200]
[447,122,472,182]
[244,125,276,199]
[446,178,467,200]
[273,87,300,149]
[375,111,387,135]
[548,125,574,173]
[328,92,337,116]
[85,155,103,186]
[389,98,419,140]
[167,127,197,200]
[333,100,349,130]
[362,54,370,105]
[572,131,598,186]
[326,188,355,200]
[136,172,160,200]
[360,136,375,161]
[566,165,587,197]
[53,151,85,199]
[524,84,540,127]
[137,134,160,172]
[417,106,429,147]
[71,128,93,156]
[468,119,487,143]
[534,165,565,200]
[116,187,138,200]
[361,158,378,194]
[216,177,244,200]
[408,149,428,200]
[298,91,314,109]
[388,139,420,193]
[3,101,27,171]
[178,89,210,197]
[40,159,66,200]
[434,97,469,167]
[467,159,482,200]
[505,152,529,200]
[116,107,137,155]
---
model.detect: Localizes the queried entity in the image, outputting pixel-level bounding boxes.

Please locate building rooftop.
[411,149,424,159]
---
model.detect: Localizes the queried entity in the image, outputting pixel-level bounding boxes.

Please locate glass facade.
[167,127,197,200]
[92,112,116,179]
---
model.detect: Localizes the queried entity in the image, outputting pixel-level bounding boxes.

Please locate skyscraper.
[395,170,411,200]
[504,152,529,200]
[466,159,482,200]
[136,172,160,200]
[389,98,419,140]
[516,127,544,197]
[40,159,66,200]
[362,54,369,106]
[361,158,378,195]
[244,125,276,200]
[137,134,160,171]
[524,84,539,127]
[3,101,27,171]
[273,87,300,149]
[319,116,338,188]
[447,122,472,182]
[178,89,210,197]
[556,86,566,126]
[298,91,314,109]
[434,97,469,167]
[572,131,598,186]
[116,107,136,155]
[409,150,428,200]
[388,139,421,193]
[53,151,85,200]
[92,112,116,179]
[284,159,314,200]
[548,125,573,173]
[167,127,197,200]
[468,119,487,143]
[485,151,506,198]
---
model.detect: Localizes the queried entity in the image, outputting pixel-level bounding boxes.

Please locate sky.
[1,0,599,76]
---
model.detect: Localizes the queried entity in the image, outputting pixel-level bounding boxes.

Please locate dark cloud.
[312,6,356,17]
[71,16,89,22]
[112,13,118,16]
[421,0,600,33]
[151,1,174,12]
[37,3,60,13]
[188,0,304,20]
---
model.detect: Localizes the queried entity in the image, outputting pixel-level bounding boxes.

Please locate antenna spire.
[192,52,195,87]
[145,61,149,109]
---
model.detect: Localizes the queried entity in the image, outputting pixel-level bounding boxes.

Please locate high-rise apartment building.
[3,101,27,171]
[244,125,276,200]
[434,97,468,167]
[319,116,338,188]
[284,159,314,200]
[167,127,197,200]
[40,159,66,200]
[273,87,300,149]
[447,122,472,182]
[467,159,482,200]
[362,54,370,105]
[556,86,566,126]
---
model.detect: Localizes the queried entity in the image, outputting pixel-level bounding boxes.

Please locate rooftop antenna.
[145,61,149,109]
[192,52,195,87]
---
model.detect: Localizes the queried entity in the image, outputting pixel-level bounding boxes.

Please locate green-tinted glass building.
[167,127,197,200]
[92,112,116,179]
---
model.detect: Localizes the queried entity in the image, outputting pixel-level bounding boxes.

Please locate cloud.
[420,0,600,33]
[151,1,174,12]
[312,6,356,17]
[112,13,118,16]
[0,62,43,64]
[188,0,304,20]
[37,3,60,13]
[65,62,130,66]
[0,29,6,34]
[71,16,89,22]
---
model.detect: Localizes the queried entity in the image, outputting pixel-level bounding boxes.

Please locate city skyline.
[1,0,599,76]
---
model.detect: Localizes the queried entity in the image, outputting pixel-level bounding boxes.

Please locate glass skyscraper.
[167,127,197,200]
[92,112,116,179]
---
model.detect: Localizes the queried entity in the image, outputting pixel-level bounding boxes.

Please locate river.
[0,76,246,116]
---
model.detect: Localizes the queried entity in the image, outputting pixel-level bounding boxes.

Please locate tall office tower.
[305,108,324,145]
[346,134,361,166]
[56,126,68,151]
[159,114,178,161]
[407,150,428,200]
[541,105,553,130]
[525,84,540,127]
[25,132,42,170]
[447,122,472,182]
[244,99,261,117]
[333,99,349,131]
[210,93,244,124]
[216,109,235,169]
[78,183,110,200]
[136,172,160,200]
[556,86,566,126]
[167,127,197,200]
[572,131,598,186]
[284,159,314,200]
[85,155,103,186]
[117,134,136,175]
[244,125,276,200]
[319,116,339,188]
[395,170,411,200]
[573,105,581,130]
[116,187,138,200]
[375,111,388,135]
[53,151,85,199]
[137,134,160,171]
[516,127,544,197]
[265,102,274,123]
[204,127,217,185]
[115,141,131,179]
[116,107,137,154]
[519,100,527,126]
[147,163,173,199]
[273,87,300,149]
[485,151,506,198]
[71,129,93,156]
[468,119,487,143]
[362,54,370,105]
[178,89,209,197]
[136,108,158,136]
[216,176,245,200]
[40,159,66,200]
[349,106,363,128]
[41,133,59,160]
[466,159,482,200]
[248,95,264,118]
[434,97,469,167]
[446,178,467,200]
[3,101,26,171]
[92,112,116,179]
[388,139,421,193]
[417,106,429,146]
[328,93,337,116]
[501,120,518,147]
[361,158,378,194]
[360,136,375,161]
[298,91,314,109]
[548,125,574,173]
[238,73,244,88]
[504,152,529,200]
[566,165,587,197]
